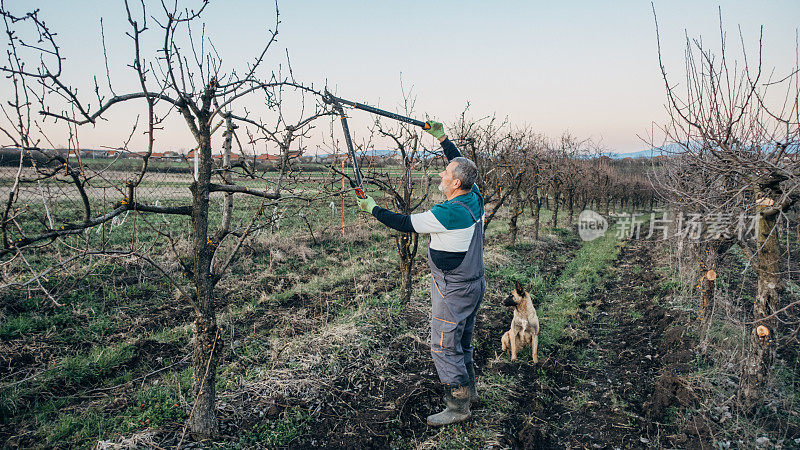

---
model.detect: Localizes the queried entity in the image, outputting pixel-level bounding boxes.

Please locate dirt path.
[556,238,666,447]
[506,237,686,448]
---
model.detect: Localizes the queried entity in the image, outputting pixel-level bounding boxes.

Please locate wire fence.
[2,151,193,239]
[0,148,443,251]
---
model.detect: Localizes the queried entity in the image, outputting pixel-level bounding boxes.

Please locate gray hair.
[452,157,478,191]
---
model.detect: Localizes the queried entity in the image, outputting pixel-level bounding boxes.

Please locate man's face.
[438,161,461,195]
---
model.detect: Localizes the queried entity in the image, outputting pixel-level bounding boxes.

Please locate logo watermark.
[578,210,762,242]
[578,209,608,242]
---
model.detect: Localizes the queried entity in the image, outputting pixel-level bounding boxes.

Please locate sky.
[4,1,800,155]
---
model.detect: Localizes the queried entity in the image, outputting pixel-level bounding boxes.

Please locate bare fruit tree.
[0,0,328,437]
[449,108,514,234]
[502,128,540,246]
[651,9,800,408]
[522,133,549,241]
[339,89,433,303]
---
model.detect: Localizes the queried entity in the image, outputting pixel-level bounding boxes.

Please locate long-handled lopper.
[324,89,431,199]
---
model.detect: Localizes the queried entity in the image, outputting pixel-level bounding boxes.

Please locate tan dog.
[501,281,539,362]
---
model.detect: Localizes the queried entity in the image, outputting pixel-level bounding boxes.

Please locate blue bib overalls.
[428,200,486,387]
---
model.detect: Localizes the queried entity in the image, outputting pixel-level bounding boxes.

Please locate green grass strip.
[537,230,622,353]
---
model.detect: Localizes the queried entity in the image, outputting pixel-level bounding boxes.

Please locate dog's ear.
[514,280,526,296]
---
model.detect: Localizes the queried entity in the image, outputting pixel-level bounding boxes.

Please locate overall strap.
[450,200,478,224]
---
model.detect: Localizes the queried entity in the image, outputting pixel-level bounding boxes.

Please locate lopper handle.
[338,96,431,130]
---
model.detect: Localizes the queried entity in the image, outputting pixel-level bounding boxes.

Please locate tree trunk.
[529,195,542,241]
[567,191,574,226]
[698,246,718,327]
[551,192,560,228]
[533,197,542,241]
[740,187,782,408]
[697,240,732,350]
[508,191,522,246]
[397,231,418,303]
[189,129,219,437]
[400,257,413,302]
[190,312,218,436]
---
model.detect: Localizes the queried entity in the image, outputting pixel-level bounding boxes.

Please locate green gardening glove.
[425,120,446,140]
[357,195,378,213]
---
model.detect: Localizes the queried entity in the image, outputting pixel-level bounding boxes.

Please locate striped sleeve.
[409,210,447,234]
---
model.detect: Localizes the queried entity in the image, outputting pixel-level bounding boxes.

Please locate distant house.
[73,148,110,158]
[318,153,348,164]
[255,153,272,162]
[360,149,398,164]
[253,150,302,162]
[781,152,800,164]
[300,154,329,164]
[213,153,241,161]
[185,149,244,162]
[132,151,166,159]
[385,154,402,165]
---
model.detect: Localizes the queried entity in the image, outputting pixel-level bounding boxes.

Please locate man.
[356,121,485,426]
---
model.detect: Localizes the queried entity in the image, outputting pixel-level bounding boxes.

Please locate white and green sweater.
[371,138,485,270]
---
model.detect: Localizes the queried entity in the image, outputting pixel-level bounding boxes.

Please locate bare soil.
[506,238,701,449]
[2,232,717,449]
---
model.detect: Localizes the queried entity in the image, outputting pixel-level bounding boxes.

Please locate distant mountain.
[359,149,398,157]
[601,142,800,159]
[599,148,666,159]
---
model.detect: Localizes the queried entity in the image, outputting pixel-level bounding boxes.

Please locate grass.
[2,187,637,448]
[44,368,191,447]
[236,407,313,448]
[537,229,621,352]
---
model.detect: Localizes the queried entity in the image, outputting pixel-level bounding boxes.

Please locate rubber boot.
[426,385,472,426]
[466,363,479,403]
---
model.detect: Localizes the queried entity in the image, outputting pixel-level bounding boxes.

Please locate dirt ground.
[259,236,702,449]
[216,235,701,448]
[500,238,699,449]
[2,227,712,449]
